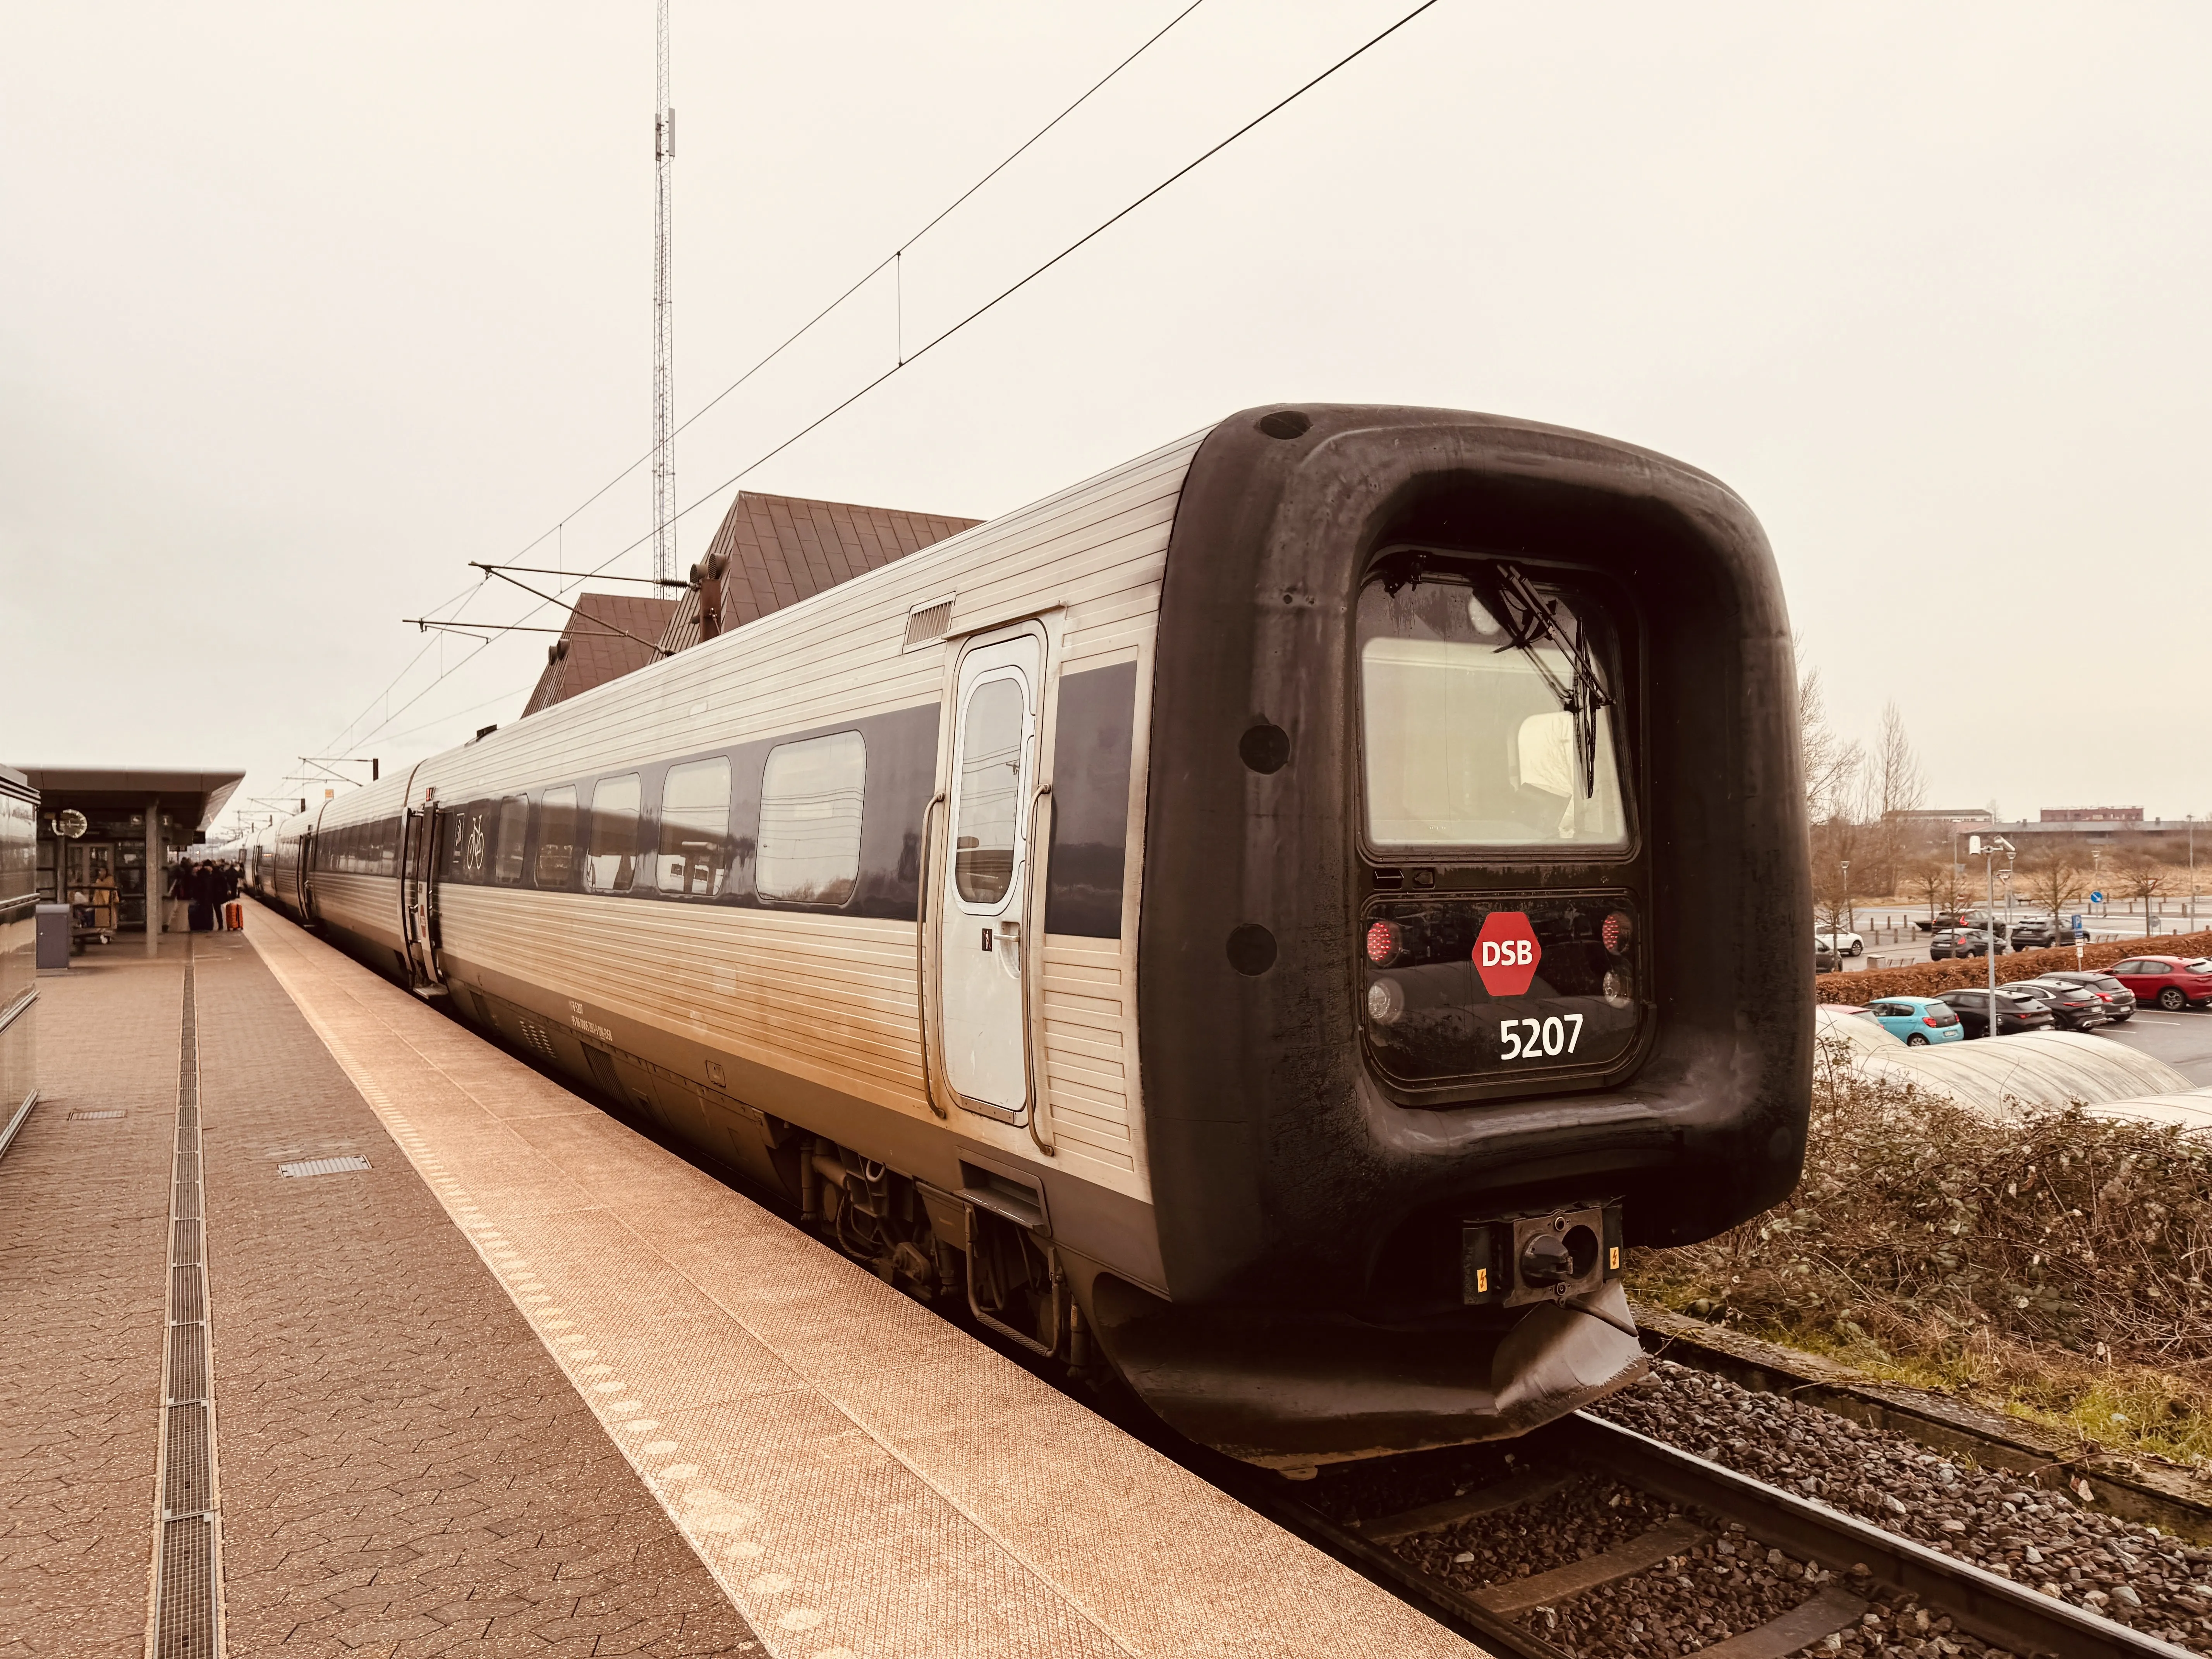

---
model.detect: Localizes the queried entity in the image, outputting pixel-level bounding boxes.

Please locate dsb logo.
[1473,911,1543,996]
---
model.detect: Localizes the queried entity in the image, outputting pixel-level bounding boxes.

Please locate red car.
[2108,955,2212,1012]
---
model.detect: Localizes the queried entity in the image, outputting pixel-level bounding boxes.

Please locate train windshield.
[1358,565,1627,851]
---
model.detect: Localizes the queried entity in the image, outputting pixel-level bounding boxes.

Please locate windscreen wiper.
[1487,563,1612,799]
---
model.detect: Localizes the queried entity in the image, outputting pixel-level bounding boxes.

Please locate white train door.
[939,632,1042,1116]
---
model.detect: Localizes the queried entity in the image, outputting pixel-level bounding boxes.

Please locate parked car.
[2108,956,2212,1012]
[2006,978,2108,1031]
[1816,930,1866,957]
[2006,917,2066,951]
[1815,938,1842,974]
[1863,995,1965,1046]
[1938,987,2057,1038]
[2033,969,2135,1022]
[1916,910,1987,934]
[1930,927,2008,960]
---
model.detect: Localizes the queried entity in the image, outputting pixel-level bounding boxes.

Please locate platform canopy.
[14,768,244,833]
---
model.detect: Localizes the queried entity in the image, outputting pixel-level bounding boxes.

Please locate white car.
[1815,930,1865,957]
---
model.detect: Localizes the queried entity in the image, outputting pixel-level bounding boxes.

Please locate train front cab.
[1090,406,1812,1469]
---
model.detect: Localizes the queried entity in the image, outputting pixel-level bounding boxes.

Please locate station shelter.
[16,768,244,955]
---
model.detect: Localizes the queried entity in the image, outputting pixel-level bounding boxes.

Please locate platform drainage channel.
[68,1108,127,1121]
[278,1154,370,1178]
[153,948,222,1659]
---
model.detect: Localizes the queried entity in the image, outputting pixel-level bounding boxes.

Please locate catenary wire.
[313,1,1211,768]
[500,0,1446,590]
[318,0,1441,773]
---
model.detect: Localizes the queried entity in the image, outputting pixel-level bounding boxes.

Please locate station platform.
[0,909,1475,1659]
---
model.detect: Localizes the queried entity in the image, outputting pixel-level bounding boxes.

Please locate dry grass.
[1630,1036,2212,1465]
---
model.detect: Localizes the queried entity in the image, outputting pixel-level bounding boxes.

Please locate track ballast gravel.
[1590,1359,2212,1652]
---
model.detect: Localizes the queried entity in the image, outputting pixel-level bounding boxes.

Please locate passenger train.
[249,405,1811,1470]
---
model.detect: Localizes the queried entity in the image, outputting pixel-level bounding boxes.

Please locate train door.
[938,630,1043,1117]
[400,802,445,990]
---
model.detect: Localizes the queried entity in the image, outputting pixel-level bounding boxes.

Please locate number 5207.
[1500,1013,1583,1061]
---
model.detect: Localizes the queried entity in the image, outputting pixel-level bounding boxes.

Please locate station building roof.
[520,592,683,718]
[656,490,980,655]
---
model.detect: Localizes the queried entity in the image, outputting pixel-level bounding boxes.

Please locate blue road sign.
[2090,891,2105,905]
[2072,914,2083,931]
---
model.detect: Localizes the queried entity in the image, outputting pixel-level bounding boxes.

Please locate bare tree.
[1870,701,1926,893]
[1905,856,1964,925]
[2115,845,2172,937]
[2020,852,2087,932]
[1797,653,1863,824]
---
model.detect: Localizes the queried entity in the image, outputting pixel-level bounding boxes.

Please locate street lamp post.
[1842,859,1852,945]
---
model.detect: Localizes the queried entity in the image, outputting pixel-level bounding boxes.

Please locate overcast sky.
[3,2,2205,832]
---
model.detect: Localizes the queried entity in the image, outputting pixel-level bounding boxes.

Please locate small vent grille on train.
[519,1019,560,1059]
[903,598,955,648]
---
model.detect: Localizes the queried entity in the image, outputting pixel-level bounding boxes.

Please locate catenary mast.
[652,0,676,584]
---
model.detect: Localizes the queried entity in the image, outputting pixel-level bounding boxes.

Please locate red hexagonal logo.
[1474,911,1542,997]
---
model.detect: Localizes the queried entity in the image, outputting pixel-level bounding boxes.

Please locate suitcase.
[224,902,244,930]
[189,899,213,932]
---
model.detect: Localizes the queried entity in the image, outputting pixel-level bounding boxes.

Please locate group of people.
[167,857,241,933]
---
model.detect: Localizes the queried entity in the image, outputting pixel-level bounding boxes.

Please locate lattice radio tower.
[651,0,677,584]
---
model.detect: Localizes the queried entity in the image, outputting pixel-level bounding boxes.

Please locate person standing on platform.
[165,859,191,935]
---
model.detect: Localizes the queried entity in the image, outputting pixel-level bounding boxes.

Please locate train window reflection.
[1360,574,1626,850]
[493,797,529,885]
[757,732,864,906]
[585,774,641,893]
[953,676,1026,906]
[535,787,577,888]
[658,757,731,896]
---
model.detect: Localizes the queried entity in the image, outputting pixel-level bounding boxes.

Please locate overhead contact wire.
[318,0,1439,772]
[313,1,1215,771]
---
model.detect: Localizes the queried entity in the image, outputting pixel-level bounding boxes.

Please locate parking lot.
[2096,1004,2212,1087]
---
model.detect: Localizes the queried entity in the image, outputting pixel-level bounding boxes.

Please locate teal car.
[1865,995,1965,1046]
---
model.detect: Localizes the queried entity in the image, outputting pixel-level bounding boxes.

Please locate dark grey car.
[2033,969,2136,1023]
[1930,927,2008,960]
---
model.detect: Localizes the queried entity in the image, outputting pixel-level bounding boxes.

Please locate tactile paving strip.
[152,950,222,1657]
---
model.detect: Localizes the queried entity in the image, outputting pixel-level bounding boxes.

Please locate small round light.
[1467,595,1502,637]
[1365,920,1401,966]
[1367,979,1406,1025]
[1602,968,1633,1009]
[1602,911,1633,955]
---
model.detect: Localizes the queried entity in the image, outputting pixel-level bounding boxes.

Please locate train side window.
[535,787,578,889]
[1045,662,1137,938]
[757,732,864,906]
[953,678,1025,904]
[658,757,732,897]
[493,797,529,885]
[584,775,641,893]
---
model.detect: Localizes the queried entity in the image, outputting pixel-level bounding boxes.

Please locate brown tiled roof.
[520,591,683,717]
[658,490,980,654]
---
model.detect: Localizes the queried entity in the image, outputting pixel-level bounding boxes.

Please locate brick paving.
[0,942,186,1659]
[243,905,1474,1659]
[190,931,757,1656]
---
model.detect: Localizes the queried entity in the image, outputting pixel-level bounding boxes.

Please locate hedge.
[1814,928,2212,1005]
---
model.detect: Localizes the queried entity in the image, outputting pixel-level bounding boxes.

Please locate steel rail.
[1562,1412,2197,1659]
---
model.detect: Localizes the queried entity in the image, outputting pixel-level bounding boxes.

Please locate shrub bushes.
[1632,1035,2212,1458]
[1814,928,2212,1005]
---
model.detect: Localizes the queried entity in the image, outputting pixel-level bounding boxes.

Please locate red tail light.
[1923,1015,1942,1026]
[1365,920,1402,967]
[1602,912,1633,955]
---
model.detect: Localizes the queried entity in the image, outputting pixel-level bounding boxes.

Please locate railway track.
[1227,1412,2201,1659]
